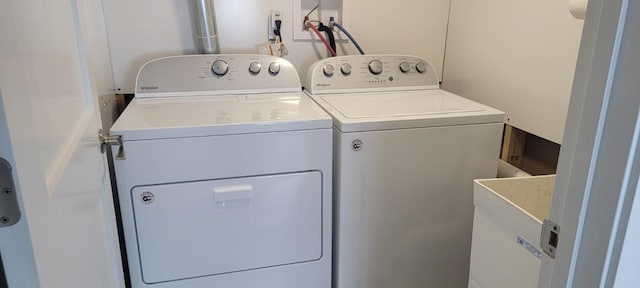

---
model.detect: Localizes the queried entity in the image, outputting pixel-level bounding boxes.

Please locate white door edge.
[539,0,640,286]
[0,95,40,288]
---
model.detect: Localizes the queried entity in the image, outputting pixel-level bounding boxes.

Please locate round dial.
[416,61,428,73]
[248,62,262,74]
[368,59,383,75]
[268,62,281,75]
[211,60,229,76]
[341,63,352,75]
[323,64,335,77]
[399,62,411,73]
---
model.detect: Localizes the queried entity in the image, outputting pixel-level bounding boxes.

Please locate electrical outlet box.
[292,0,349,40]
[268,10,282,41]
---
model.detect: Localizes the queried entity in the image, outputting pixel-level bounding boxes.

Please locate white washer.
[110,55,332,288]
[304,55,505,288]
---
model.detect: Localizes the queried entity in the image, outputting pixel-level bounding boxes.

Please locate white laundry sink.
[468,175,555,288]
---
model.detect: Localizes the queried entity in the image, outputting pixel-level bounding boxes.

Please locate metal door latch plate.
[541,218,560,259]
[0,158,20,227]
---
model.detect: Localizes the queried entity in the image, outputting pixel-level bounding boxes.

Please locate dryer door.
[131,171,323,284]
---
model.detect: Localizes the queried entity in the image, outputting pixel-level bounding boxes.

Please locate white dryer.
[110,55,332,288]
[304,55,504,288]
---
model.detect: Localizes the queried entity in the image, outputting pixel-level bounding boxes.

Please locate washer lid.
[313,89,504,132]
[322,90,485,118]
[110,92,332,141]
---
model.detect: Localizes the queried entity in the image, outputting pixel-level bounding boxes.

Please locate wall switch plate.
[268,10,282,40]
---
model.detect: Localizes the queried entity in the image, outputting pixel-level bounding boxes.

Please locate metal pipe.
[192,0,220,54]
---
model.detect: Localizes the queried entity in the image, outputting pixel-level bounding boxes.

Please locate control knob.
[399,62,411,73]
[269,62,281,75]
[416,61,428,73]
[249,62,262,74]
[341,63,352,75]
[323,64,335,77]
[368,59,383,75]
[211,60,229,76]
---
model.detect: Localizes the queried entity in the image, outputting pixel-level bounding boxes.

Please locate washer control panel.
[136,54,300,98]
[304,55,440,94]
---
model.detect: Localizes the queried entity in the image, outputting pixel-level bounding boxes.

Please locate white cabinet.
[469,175,555,288]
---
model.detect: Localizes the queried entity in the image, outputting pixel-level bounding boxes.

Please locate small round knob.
[249,62,262,74]
[399,62,411,73]
[368,59,383,75]
[211,60,229,76]
[416,61,428,73]
[341,63,352,75]
[323,64,335,77]
[268,62,281,75]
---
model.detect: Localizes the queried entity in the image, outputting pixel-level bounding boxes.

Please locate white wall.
[102,0,585,143]
[441,0,584,144]
[102,0,451,94]
[82,0,118,130]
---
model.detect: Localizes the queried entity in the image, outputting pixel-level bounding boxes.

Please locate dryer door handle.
[214,185,254,202]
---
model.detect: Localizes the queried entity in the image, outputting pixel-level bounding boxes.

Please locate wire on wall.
[271,18,288,57]
[306,4,319,18]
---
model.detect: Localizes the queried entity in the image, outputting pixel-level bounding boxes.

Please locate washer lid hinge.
[99,129,126,160]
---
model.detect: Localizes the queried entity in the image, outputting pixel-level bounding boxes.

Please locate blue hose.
[331,21,365,55]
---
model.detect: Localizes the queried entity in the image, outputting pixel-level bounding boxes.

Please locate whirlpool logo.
[316,83,331,87]
[140,86,159,90]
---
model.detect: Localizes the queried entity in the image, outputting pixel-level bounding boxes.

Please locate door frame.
[539,0,640,286]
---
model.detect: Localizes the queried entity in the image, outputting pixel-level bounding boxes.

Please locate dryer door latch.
[99,129,126,160]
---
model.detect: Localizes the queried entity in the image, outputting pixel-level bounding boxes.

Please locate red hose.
[306,21,337,57]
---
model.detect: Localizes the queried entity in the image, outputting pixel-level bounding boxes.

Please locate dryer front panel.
[131,171,323,284]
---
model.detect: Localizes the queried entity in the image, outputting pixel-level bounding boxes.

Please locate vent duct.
[192,0,220,54]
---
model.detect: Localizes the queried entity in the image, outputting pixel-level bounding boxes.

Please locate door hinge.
[0,158,21,227]
[541,219,560,259]
[99,129,126,160]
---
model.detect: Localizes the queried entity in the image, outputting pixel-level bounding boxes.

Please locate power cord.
[318,22,336,54]
[274,19,282,38]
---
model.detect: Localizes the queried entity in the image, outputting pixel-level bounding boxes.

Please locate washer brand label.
[316,83,331,87]
[517,236,543,259]
[141,191,155,204]
[140,86,158,90]
[351,139,363,151]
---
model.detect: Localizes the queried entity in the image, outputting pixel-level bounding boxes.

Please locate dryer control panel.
[136,54,301,98]
[304,55,440,94]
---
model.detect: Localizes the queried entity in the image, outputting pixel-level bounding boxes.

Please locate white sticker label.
[517,236,543,259]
